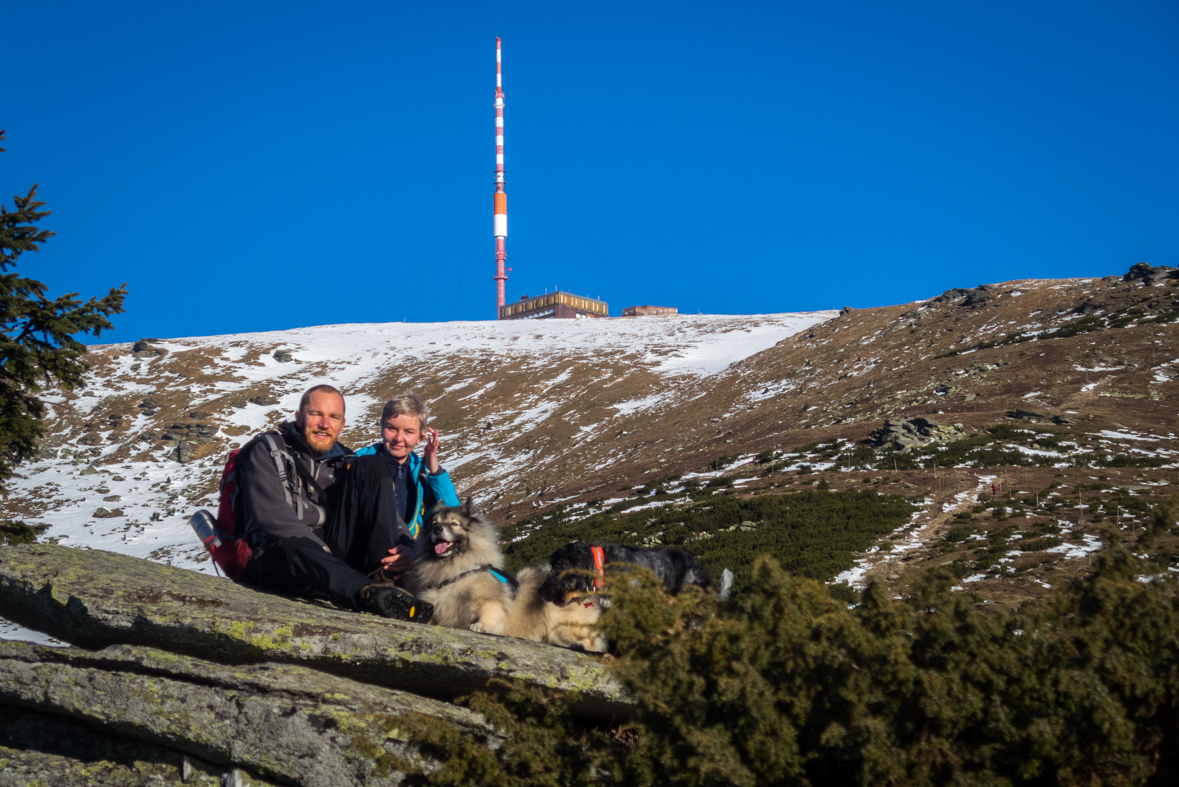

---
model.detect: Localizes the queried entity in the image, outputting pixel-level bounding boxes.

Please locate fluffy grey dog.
[404,501,610,652]
[403,499,515,634]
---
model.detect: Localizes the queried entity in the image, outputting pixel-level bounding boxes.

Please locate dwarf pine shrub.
[502,489,917,592]
[400,536,1179,786]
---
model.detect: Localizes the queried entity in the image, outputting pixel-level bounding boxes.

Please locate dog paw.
[469,621,506,635]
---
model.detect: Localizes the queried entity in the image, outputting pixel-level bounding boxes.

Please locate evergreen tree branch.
[0,130,127,490]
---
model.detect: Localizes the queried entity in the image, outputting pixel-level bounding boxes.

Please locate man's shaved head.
[299,384,344,414]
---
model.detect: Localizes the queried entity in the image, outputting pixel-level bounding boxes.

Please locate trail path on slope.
[835,471,990,589]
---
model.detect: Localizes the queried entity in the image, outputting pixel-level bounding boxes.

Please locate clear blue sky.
[5,0,1178,343]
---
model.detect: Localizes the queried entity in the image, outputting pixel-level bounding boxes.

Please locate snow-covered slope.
[1,312,831,578]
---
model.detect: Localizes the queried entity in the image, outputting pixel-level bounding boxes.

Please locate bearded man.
[239,384,432,622]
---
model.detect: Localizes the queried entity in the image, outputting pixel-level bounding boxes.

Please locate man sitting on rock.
[239,384,432,622]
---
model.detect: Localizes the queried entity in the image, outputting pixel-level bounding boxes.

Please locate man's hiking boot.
[357,584,433,623]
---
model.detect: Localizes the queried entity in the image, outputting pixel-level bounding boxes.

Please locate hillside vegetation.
[502,488,918,593]
[395,525,1179,786]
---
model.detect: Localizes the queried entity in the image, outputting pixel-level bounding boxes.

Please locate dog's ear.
[461,497,475,518]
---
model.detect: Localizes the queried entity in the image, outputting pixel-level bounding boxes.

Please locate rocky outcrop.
[0,544,630,783]
[137,395,160,416]
[1124,262,1178,286]
[932,287,971,304]
[0,640,498,787]
[869,417,965,453]
[158,420,220,463]
[961,289,993,309]
[0,544,627,721]
[131,339,164,360]
[160,422,219,447]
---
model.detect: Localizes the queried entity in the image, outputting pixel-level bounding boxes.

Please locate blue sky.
[4,1,1178,343]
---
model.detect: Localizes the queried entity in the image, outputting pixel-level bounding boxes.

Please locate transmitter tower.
[493,37,508,314]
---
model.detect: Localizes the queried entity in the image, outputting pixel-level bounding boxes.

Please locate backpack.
[203,432,310,580]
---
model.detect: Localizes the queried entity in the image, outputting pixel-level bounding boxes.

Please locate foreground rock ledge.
[0,544,629,720]
[0,699,281,786]
[0,640,496,787]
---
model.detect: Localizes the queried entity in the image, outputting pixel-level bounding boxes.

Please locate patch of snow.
[942,488,975,513]
[1098,429,1160,442]
[612,393,668,416]
[832,565,868,587]
[0,619,66,647]
[1047,534,1103,559]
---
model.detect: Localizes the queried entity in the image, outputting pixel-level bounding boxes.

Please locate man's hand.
[423,427,441,474]
[381,545,414,576]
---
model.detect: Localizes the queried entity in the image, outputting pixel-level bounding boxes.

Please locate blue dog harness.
[417,564,519,593]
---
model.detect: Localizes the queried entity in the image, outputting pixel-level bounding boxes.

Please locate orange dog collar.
[591,545,605,591]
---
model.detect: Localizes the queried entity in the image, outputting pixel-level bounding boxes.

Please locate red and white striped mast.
[493,37,509,316]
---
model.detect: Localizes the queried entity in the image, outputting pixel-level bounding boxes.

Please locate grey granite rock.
[0,640,497,787]
[0,544,628,721]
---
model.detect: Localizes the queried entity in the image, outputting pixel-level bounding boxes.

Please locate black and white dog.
[539,541,733,605]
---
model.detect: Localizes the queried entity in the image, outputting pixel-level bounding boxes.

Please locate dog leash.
[591,545,606,591]
[418,564,519,593]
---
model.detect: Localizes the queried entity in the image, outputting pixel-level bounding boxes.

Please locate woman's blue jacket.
[353,444,460,539]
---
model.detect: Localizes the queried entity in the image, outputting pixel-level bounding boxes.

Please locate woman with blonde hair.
[354,391,460,538]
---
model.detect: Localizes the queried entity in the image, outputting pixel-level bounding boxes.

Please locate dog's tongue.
[434,542,451,555]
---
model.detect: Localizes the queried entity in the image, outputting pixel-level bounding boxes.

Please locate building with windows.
[621,305,678,317]
[498,291,609,320]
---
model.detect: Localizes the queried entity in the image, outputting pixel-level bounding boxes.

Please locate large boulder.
[869,418,965,453]
[0,639,497,787]
[0,544,628,721]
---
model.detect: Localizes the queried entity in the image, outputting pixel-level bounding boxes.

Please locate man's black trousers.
[242,455,411,608]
